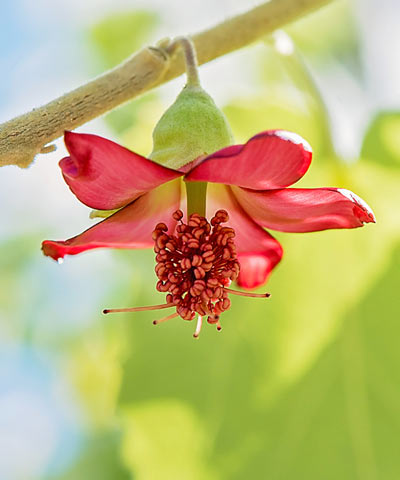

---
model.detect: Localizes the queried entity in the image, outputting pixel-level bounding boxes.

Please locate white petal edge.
[337,188,376,222]
[274,130,312,153]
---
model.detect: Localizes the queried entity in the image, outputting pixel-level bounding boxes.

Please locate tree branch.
[0,0,334,168]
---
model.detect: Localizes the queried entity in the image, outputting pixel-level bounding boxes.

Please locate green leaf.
[49,431,130,480]
[286,0,359,63]
[224,93,332,161]
[120,400,217,480]
[0,235,42,338]
[361,111,400,168]
[229,241,400,479]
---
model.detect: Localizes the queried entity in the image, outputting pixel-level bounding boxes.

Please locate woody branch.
[0,0,334,168]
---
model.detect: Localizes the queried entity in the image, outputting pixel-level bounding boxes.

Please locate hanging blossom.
[42,38,375,337]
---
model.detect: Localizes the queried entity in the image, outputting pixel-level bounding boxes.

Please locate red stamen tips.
[153,209,240,330]
[104,209,271,336]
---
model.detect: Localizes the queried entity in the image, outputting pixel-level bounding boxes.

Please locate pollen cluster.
[152,209,240,326]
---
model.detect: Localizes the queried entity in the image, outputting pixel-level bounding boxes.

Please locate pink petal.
[232,186,376,233]
[207,184,283,289]
[186,130,312,190]
[42,180,180,260]
[60,131,182,210]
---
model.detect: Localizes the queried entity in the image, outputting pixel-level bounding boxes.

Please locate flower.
[41,36,375,337]
[42,129,375,335]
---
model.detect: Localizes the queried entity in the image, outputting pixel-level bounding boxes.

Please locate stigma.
[103,210,270,338]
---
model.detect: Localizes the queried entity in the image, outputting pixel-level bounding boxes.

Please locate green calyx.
[149,84,234,170]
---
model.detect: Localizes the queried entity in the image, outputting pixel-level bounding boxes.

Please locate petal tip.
[237,251,282,290]
[63,130,81,151]
[64,129,78,141]
[42,240,66,261]
[337,188,376,224]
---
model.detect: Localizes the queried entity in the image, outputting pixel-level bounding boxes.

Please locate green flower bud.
[150,84,234,170]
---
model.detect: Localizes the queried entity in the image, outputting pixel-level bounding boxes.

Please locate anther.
[172,210,183,221]
[191,254,203,266]
[155,222,168,231]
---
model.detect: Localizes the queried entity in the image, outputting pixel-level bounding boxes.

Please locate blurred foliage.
[90,11,159,68]
[121,400,217,480]
[361,111,400,168]
[89,10,163,151]
[225,32,337,161]
[286,0,360,68]
[0,235,47,341]
[224,94,329,159]
[66,330,126,428]
[0,236,36,315]
[218,243,400,479]
[50,431,130,480]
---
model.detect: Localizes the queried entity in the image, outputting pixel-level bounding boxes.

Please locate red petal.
[232,186,376,233]
[207,184,283,289]
[42,180,181,260]
[186,130,312,189]
[235,253,278,289]
[61,131,182,210]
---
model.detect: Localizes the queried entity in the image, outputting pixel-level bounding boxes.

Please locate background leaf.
[361,111,400,168]
[89,10,162,148]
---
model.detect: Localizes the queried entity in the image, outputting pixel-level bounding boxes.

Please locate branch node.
[40,144,57,154]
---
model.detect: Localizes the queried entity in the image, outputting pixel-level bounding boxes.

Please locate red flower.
[43,129,374,284]
[42,29,378,336]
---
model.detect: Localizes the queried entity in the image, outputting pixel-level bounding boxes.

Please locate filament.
[103,303,174,314]
[224,288,270,298]
[153,312,179,325]
[193,315,203,338]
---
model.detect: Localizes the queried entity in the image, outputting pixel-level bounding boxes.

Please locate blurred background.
[1,0,400,478]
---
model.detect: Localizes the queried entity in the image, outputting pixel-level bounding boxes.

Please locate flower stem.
[185,181,207,218]
[167,37,201,87]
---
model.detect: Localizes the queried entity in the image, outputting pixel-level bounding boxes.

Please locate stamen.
[153,312,179,325]
[224,288,270,298]
[106,209,271,336]
[193,315,203,338]
[103,303,174,314]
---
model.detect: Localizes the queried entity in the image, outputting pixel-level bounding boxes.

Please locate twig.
[0,0,334,168]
